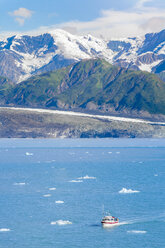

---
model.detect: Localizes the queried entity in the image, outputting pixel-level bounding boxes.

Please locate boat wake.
[119,211,165,226]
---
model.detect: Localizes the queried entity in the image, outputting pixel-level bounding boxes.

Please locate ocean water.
[0,138,165,248]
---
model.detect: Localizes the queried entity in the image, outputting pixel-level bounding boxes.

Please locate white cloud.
[9,7,34,26]
[5,2,165,39]
[12,8,33,18]
[56,6,165,39]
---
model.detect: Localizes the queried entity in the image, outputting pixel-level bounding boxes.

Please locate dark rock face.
[137,53,163,65]
[0,50,25,82]
[107,40,131,52]
[153,60,165,73]
[138,29,165,54]
[12,34,57,54]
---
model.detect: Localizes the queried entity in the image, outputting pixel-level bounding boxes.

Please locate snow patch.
[50,29,115,62]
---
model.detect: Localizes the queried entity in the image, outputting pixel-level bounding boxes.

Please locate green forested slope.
[1,59,165,115]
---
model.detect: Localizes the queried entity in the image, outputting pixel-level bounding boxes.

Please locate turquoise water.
[0,139,165,248]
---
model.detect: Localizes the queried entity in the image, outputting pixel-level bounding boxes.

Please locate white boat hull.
[102,222,119,228]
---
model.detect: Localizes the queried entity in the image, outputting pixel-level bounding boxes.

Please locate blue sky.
[1,0,165,38]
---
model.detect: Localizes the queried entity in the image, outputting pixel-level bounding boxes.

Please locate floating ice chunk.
[43,194,51,197]
[116,152,120,154]
[51,220,72,225]
[49,188,56,191]
[0,228,10,232]
[13,182,26,186]
[108,152,112,154]
[154,174,158,177]
[69,180,83,183]
[119,188,140,194]
[55,201,64,204]
[25,152,33,156]
[127,230,147,234]
[77,175,96,180]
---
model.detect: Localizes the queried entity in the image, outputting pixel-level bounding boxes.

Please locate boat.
[101,213,119,227]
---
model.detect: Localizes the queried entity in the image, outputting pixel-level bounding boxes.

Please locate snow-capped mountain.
[0,29,165,83]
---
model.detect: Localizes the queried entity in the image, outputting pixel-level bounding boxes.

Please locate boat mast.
[102,204,105,216]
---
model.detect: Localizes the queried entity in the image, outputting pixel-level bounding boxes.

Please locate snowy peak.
[0,28,165,82]
[49,29,115,62]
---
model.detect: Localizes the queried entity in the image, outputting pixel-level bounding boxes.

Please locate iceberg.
[119,188,140,194]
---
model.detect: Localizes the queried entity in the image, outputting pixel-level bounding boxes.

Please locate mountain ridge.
[1,58,165,120]
[0,29,165,83]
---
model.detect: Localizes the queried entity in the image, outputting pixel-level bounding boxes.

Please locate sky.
[0,0,165,39]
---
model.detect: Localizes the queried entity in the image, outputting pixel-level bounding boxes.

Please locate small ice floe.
[139,161,143,164]
[0,228,10,232]
[116,152,120,154]
[49,188,56,191]
[69,180,83,183]
[154,174,158,177]
[25,152,33,156]
[127,230,147,234]
[13,182,26,186]
[77,175,96,180]
[119,188,140,194]
[51,220,72,225]
[55,201,64,204]
[43,194,51,197]
[108,152,112,154]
